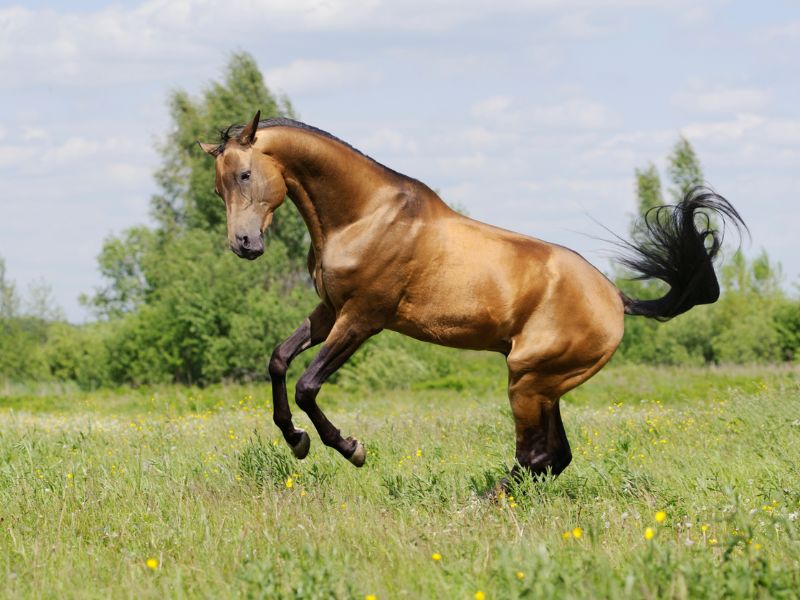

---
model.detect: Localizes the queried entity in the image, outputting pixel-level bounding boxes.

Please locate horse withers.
[199,111,746,481]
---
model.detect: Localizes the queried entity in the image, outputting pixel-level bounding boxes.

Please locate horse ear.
[198,141,222,157]
[238,110,261,146]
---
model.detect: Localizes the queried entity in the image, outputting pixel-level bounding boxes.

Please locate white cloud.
[265,59,375,94]
[1,0,798,321]
[672,86,772,114]
[356,128,419,155]
[682,114,766,141]
[108,163,152,186]
[755,20,800,42]
[470,96,514,119]
[529,99,619,129]
[471,95,618,130]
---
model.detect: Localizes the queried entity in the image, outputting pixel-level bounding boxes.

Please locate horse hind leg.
[506,343,617,481]
[507,372,573,479]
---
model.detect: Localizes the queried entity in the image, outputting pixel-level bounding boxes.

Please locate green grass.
[1,364,799,598]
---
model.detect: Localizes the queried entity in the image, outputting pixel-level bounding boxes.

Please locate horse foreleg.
[268,303,335,458]
[294,315,376,467]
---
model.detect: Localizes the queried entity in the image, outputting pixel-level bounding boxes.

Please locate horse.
[199,111,746,480]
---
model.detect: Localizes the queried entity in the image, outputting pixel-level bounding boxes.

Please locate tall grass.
[1,365,798,598]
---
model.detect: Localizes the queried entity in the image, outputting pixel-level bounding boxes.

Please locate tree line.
[1,53,798,389]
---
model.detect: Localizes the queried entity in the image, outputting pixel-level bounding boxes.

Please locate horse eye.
[240,171,251,181]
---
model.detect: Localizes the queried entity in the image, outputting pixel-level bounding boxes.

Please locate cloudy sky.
[1,0,798,321]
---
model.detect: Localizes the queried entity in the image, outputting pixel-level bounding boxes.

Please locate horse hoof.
[347,441,366,467]
[290,430,310,459]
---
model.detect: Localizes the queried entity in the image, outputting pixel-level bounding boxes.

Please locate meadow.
[1,359,799,599]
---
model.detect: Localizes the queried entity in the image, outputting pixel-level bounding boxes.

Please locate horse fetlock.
[518,448,571,478]
[287,429,311,459]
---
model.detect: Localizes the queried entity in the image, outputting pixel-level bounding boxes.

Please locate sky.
[0,0,798,321]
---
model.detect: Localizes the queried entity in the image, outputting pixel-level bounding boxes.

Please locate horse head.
[198,111,287,260]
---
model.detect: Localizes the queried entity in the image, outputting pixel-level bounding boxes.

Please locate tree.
[83,52,319,384]
[81,227,155,319]
[614,136,796,366]
[630,163,663,242]
[667,135,704,202]
[150,52,305,258]
[0,256,19,319]
[87,52,311,318]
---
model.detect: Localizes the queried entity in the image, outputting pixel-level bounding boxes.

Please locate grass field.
[1,361,799,599]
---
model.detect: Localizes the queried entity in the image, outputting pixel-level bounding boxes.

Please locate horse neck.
[259,127,391,254]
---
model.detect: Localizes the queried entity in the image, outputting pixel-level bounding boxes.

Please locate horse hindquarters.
[505,278,624,478]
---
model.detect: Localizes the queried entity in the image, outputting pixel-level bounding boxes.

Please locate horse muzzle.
[231,233,264,260]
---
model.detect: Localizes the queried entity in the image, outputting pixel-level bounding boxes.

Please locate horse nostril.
[241,235,250,248]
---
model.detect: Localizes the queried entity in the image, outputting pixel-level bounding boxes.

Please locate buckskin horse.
[199,111,745,480]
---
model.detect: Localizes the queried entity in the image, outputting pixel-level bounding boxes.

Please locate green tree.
[81,227,155,319]
[667,135,704,202]
[614,138,800,366]
[83,52,318,384]
[150,52,305,258]
[0,257,50,381]
[630,163,664,244]
[0,257,19,318]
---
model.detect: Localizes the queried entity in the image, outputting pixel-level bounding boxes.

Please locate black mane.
[216,117,405,179]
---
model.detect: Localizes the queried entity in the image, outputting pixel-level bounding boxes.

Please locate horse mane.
[215,117,407,180]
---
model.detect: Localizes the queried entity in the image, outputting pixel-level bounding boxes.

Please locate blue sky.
[1,0,798,320]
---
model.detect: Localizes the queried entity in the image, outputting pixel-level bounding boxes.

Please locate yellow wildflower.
[516,571,525,580]
[572,527,583,539]
[700,524,708,532]
[655,511,666,523]
[285,477,293,489]
[475,592,486,600]
[431,552,442,561]
[365,595,377,600]
[416,449,422,457]
[562,531,572,540]
[644,527,655,540]
[146,558,159,570]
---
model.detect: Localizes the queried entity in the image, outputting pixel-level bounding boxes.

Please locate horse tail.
[617,186,747,321]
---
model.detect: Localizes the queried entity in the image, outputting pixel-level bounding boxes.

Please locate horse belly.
[389,266,518,352]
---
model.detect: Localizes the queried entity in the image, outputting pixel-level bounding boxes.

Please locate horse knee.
[295,375,319,411]
[268,348,288,379]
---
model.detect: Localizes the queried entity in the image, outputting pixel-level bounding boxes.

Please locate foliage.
[3,61,800,392]
[667,135,704,202]
[75,52,316,385]
[614,136,800,366]
[630,163,663,242]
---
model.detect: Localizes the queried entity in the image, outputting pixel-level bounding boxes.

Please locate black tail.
[618,186,747,321]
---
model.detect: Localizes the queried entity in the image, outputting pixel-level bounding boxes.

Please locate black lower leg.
[268,305,334,458]
[511,402,572,481]
[296,347,362,461]
[294,326,373,467]
[269,321,311,448]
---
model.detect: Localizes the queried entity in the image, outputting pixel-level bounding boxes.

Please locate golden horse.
[200,111,745,480]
